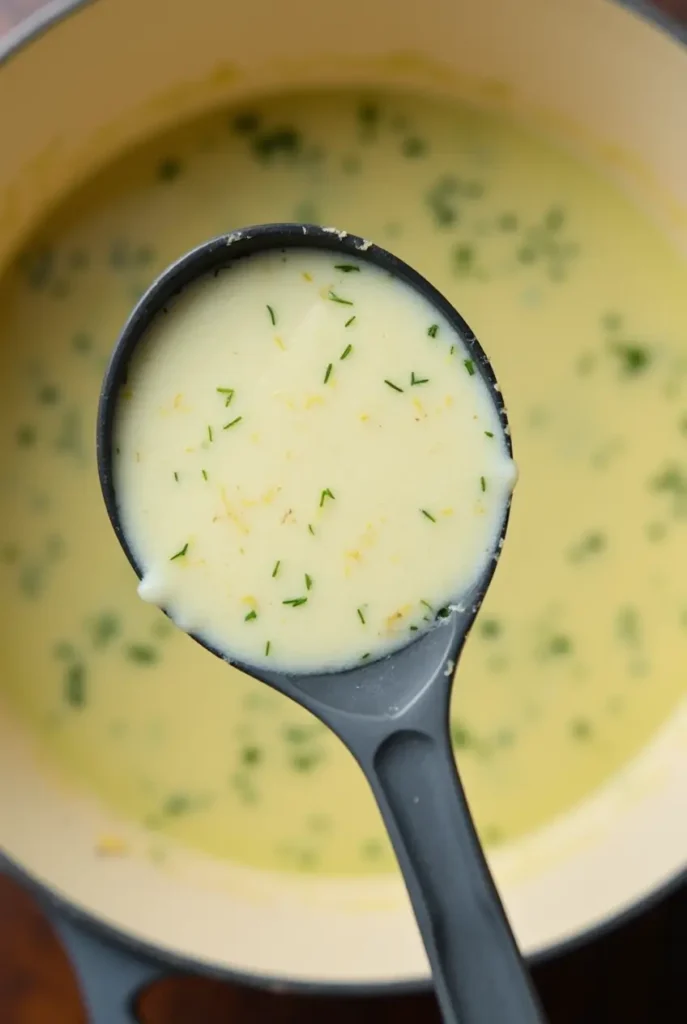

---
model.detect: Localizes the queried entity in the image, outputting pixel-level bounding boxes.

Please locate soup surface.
[115,247,515,670]
[0,89,685,875]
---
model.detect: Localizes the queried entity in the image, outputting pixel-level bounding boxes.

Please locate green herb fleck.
[170,543,189,561]
[357,607,366,624]
[420,509,436,522]
[241,744,262,766]
[609,341,651,376]
[411,372,429,386]
[272,560,281,578]
[480,619,501,639]
[569,717,593,741]
[305,574,313,590]
[90,612,120,648]
[291,751,321,772]
[126,643,159,665]
[427,324,439,338]
[420,599,433,612]
[16,425,36,448]
[451,720,471,749]
[384,379,404,393]
[161,793,194,817]
[267,304,276,325]
[223,416,243,430]
[345,316,356,328]
[324,363,333,384]
[201,469,208,480]
[157,158,182,182]
[64,662,86,708]
[265,640,272,656]
[173,471,179,482]
[361,653,371,661]
[252,127,301,161]
[328,289,353,306]
[454,243,476,274]
[617,606,641,646]
[308,524,315,535]
[480,476,487,492]
[497,212,519,232]
[37,384,59,406]
[283,597,308,608]
[207,425,213,443]
[485,431,494,438]
[217,386,234,407]
[464,359,475,376]
[72,331,93,354]
[340,344,353,360]
[334,264,360,273]
[402,136,427,158]
[232,111,260,133]
[245,609,257,621]
[548,635,572,656]
[319,488,335,507]
[568,531,606,563]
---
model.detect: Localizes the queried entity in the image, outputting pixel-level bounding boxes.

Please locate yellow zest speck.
[220,488,250,534]
[360,413,370,422]
[274,335,286,350]
[346,549,362,562]
[261,487,278,505]
[183,446,196,454]
[302,271,313,282]
[412,399,427,419]
[305,395,325,410]
[441,508,454,517]
[241,595,257,607]
[173,393,183,409]
[445,395,454,408]
[250,432,261,444]
[385,605,412,631]
[95,835,129,857]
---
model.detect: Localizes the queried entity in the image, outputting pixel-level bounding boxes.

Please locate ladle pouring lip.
[96,222,513,683]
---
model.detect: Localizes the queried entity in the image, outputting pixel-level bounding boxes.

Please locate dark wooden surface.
[1,0,687,1020]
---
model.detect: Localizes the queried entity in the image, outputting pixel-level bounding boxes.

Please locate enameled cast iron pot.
[0,1,686,1021]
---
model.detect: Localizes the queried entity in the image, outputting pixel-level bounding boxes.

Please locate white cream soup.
[0,89,685,874]
[114,248,515,670]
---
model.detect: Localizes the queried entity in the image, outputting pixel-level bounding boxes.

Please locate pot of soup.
[0,0,686,1019]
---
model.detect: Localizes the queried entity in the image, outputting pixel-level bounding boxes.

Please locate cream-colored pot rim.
[1,0,687,994]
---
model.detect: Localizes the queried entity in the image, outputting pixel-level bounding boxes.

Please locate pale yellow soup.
[0,89,686,875]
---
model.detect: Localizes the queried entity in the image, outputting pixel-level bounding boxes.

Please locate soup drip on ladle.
[97,223,546,1024]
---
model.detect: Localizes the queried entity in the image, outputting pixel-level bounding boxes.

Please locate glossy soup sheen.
[115,248,516,671]
[0,90,685,876]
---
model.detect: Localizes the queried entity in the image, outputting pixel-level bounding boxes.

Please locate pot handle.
[48,910,165,1024]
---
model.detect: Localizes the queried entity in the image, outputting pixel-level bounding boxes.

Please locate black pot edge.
[0,0,686,997]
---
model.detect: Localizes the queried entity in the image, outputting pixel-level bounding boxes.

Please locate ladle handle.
[368,726,546,1024]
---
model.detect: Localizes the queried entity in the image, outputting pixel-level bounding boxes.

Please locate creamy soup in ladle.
[114,246,516,670]
[0,89,685,874]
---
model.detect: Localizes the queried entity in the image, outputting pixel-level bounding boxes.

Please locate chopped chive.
[357,607,366,624]
[173,471,179,482]
[283,597,308,607]
[464,359,475,376]
[411,372,429,386]
[361,653,370,661]
[340,344,353,360]
[485,431,494,438]
[217,387,234,407]
[320,487,335,507]
[420,599,433,611]
[384,379,404,393]
[450,345,455,355]
[480,476,486,492]
[345,316,356,328]
[202,469,208,481]
[267,304,276,325]
[409,625,419,632]
[265,640,271,656]
[308,523,315,535]
[245,610,257,621]
[334,264,360,273]
[421,509,436,522]
[170,543,189,561]
[207,425,213,442]
[427,324,439,338]
[305,573,313,590]
[224,416,242,429]
[324,363,333,384]
[272,560,281,578]
[328,290,353,306]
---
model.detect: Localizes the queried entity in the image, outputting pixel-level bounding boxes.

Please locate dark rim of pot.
[0,0,686,999]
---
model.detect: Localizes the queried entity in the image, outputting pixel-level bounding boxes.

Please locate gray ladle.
[96,223,546,1024]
